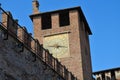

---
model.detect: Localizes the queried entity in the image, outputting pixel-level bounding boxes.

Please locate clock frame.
[43,33,70,58]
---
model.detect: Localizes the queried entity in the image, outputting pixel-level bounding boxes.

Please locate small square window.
[59,11,70,27]
[41,13,52,30]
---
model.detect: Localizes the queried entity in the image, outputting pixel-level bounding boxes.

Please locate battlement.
[0,6,78,80]
[93,67,120,80]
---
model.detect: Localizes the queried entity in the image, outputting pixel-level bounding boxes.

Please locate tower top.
[32,0,39,14]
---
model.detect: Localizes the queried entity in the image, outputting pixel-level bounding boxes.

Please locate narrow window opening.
[41,13,51,30]
[59,11,70,27]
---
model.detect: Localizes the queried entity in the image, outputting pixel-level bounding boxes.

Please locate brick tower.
[30,0,93,80]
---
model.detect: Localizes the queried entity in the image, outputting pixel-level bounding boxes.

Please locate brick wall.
[31,7,93,80]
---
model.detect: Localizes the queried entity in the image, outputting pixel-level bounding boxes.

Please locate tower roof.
[30,6,92,35]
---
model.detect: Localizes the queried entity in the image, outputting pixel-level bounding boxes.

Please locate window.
[59,11,70,27]
[41,13,51,30]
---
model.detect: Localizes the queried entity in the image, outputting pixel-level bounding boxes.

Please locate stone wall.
[0,25,62,80]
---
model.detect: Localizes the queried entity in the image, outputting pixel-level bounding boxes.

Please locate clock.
[43,33,70,58]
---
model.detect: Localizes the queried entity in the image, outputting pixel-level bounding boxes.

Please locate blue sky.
[0,0,120,72]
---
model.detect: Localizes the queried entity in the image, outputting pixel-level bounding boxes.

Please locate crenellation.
[2,12,18,36]
[17,26,32,48]
[93,68,120,80]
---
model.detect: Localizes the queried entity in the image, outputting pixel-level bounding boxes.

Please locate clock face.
[43,33,70,58]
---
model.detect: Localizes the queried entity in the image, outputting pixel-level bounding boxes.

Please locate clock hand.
[48,45,55,47]
[48,44,67,49]
[57,45,67,48]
